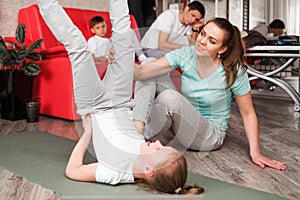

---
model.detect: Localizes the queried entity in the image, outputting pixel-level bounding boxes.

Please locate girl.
[37,0,203,194]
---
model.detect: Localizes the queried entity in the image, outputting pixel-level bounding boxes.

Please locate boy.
[88,16,111,62]
[87,16,147,63]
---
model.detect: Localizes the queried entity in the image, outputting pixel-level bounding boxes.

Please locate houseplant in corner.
[0,23,43,120]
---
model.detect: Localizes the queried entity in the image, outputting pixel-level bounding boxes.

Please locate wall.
[229,0,242,29]
[0,0,108,38]
[249,0,265,29]
[266,0,300,35]
[1,0,267,38]
[229,0,266,31]
[164,0,266,32]
[200,0,227,20]
[163,0,228,23]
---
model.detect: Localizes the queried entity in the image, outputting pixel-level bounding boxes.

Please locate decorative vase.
[26,100,41,123]
[0,70,33,121]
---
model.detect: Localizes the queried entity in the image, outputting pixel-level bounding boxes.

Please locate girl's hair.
[136,155,204,194]
[206,18,247,89]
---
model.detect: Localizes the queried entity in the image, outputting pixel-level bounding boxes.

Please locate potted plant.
[0,23,43,121]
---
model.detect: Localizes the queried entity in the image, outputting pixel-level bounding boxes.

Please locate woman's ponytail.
[207,18,247,89]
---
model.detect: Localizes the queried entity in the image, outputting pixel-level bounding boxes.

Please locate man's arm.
[158,31,186,50]
[187,32,198,45]
[187,19,204,45]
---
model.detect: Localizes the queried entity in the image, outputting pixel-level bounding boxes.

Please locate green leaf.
[15,46,27,63]
[16,24,26,44]
[3,58,16,67]
[23,62,40,76]
[27,53,42,60]
[2,23,42,76]
[29,39,43,53]
[20,62,27,71]
[0,36,8,63]
[0,36,7,48]
[8,49,18,59]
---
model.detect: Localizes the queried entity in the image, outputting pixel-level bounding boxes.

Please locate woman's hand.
[235,93,287,171]
[251,152,287,170]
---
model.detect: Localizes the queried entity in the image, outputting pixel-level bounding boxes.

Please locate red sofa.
[6,5,182,120]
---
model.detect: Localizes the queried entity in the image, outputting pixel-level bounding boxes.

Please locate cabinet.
[128,0,156,27]
[158,0,186,14]
[128,0,185,28]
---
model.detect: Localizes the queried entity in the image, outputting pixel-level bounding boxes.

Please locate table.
[246,45,300,112]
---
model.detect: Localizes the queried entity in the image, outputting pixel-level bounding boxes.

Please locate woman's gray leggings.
[133,70,176,123]
[144,89,226,151]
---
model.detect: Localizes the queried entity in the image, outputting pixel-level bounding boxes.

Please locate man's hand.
[192,18,205,32]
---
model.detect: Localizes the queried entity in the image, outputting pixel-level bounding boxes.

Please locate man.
[243,19,286,48]
[252,19,285,38]
[141,1,205,58]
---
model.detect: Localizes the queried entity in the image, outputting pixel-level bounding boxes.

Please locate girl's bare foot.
[133,120,145,135]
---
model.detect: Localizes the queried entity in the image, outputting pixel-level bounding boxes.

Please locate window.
[242,0,250,31]
[266,0,300,35]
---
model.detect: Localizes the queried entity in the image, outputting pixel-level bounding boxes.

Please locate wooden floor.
[0,95,299,200]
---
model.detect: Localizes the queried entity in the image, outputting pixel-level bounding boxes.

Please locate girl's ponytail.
[136,155,204,195]
[175,184,204,194]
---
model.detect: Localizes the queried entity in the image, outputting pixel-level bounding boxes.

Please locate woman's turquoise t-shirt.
[165,46,251,131]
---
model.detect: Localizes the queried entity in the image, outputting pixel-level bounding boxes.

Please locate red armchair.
[9,5,140,120]
[7,5,182,120]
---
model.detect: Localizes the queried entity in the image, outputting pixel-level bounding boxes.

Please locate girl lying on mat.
[37,0,203,194]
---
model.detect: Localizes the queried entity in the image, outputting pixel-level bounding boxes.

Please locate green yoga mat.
[0,131,286,200]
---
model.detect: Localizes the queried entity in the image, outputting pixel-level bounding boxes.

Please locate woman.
[37,0,203,195]
[131,18,287,170]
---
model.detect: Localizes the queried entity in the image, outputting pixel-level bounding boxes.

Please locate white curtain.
[267,0,300,35]
[285,0,300,35]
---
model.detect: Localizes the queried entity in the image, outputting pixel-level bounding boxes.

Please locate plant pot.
[26,100,40,123]
[0,70,33,121]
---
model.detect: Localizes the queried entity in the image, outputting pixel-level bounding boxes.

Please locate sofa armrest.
[3,37,23,48]
[3,36,16,43]
[40,46,67,55]
[4,36,67,57]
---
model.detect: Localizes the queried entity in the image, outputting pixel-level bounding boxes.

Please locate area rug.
[0,131,287,200]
